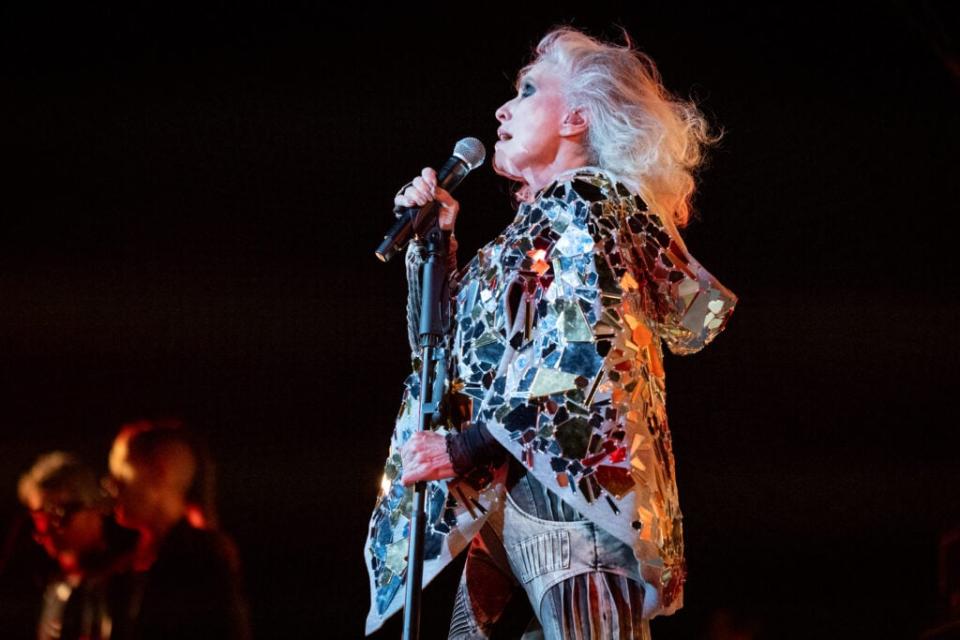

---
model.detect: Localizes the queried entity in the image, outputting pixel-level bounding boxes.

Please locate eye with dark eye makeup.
[520,81,535,98]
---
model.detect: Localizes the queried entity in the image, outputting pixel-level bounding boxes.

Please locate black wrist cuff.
[445,423,506,476]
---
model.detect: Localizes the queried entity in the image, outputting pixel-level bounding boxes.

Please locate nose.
[495,100,511,122]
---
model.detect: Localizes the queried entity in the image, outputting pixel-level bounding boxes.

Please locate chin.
[492,153,523,183]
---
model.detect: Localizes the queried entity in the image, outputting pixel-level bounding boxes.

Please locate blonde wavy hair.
[523,27,721,228]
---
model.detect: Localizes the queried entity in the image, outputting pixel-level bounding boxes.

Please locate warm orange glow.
[647,345,664,378]
[632,322,652,347]
[619,272,639,291]
[527,249,550,276]
[185,504,207,529]
[380,474,391,496]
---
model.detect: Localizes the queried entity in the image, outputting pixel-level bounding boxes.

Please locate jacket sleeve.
[405,235,459,356]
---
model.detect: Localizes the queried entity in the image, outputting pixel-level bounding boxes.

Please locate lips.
[497,129,512,141]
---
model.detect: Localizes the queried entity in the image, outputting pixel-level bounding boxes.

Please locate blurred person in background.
[105,420,250,640]
[18,452,136,640]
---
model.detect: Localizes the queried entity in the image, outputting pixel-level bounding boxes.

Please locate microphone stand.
[403,222,451,640]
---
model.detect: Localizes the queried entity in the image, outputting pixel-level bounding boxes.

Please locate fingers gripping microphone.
[375,137,486,262]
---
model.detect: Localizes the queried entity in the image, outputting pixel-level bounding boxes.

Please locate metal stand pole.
[402,225,450,640]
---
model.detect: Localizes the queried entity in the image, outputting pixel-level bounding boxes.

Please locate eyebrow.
[514,62,539,86]
[516,73,536,89]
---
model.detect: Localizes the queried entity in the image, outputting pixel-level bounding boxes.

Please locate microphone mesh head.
[453,137,486,170]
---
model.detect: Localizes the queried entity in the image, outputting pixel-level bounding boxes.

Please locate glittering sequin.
[364,168,736,632]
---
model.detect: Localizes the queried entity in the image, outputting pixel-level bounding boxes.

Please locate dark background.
[1,1,957,638]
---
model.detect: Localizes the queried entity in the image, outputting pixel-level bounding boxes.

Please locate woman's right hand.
[394,167,460,233]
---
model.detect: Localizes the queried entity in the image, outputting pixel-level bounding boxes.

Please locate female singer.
[365,27,737,639]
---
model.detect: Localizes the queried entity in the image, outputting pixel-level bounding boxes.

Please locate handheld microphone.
[375,137,486,262]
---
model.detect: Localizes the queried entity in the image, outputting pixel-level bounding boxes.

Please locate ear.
[560,108,588,137]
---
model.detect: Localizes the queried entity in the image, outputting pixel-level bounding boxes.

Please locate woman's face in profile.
[493,61,569,183]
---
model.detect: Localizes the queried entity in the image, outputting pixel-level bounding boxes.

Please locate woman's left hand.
[400,431,456,486]
[394,167,460,232]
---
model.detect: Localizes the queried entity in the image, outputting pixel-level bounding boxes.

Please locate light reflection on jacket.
[364,167,736,634]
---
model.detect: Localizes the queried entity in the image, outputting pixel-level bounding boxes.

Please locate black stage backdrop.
[0,2,957,638]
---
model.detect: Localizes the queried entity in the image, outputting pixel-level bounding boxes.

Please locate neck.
[518,144,592,197]
[132,507,182,571]
[59,540,107,577]
[142,500,185,544]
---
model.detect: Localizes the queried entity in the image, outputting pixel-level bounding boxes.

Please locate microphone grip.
[375,156,470,262]
[375,209,416,262]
